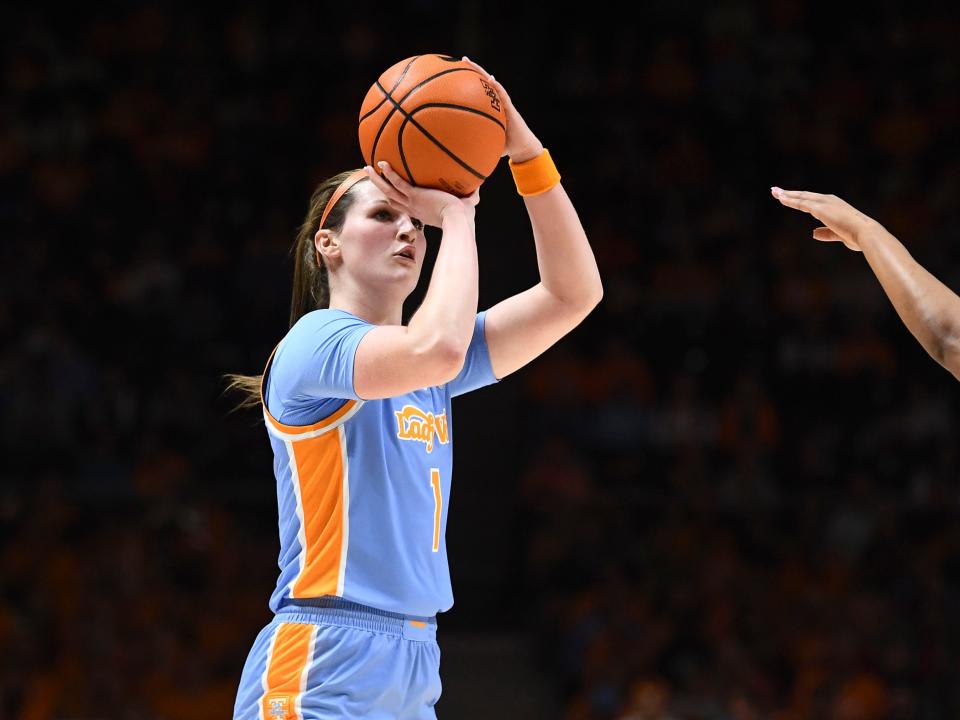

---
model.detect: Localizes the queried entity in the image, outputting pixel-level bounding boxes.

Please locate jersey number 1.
[430,468,441,553]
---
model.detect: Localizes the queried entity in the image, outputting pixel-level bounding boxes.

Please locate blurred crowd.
[2,2,960,718]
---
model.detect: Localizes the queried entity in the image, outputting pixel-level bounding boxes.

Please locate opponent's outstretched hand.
[771,187,880,253]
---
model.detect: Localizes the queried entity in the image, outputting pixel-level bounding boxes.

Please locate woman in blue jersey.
[227,58,603,719]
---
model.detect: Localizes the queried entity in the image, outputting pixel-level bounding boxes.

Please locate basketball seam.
[368,57,425,166]
[359,55,421,124]
[400,101,509,185]
[377,81,497,181]
[397,119,416,186]
[406,102,506,131]
[369,67,483,173]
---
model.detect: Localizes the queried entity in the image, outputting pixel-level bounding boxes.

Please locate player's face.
[338,181,426,296]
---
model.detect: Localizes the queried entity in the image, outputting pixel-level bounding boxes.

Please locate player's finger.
[377,161,413,195]
[462,56,492,78]
[463,188,480,207]
[463,58,512,104]
[364,165,406,203]
[487,75,512,105]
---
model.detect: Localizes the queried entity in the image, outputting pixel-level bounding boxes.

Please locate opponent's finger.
[776,188,827,200]
[812,226,842,242]
[772,187,830,204]
[377,161,413,195]
[771,187,818,213]
[774,195,814,213]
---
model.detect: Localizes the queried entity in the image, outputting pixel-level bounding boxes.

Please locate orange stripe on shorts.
[261,623,316,720]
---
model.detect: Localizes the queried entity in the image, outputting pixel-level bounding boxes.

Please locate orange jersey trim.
[289,429,347,598]
[260,342,360,436]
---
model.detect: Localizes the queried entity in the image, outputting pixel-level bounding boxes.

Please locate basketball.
[358,54,508,197]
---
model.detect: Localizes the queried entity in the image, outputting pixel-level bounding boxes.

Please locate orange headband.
[315,169,368,267]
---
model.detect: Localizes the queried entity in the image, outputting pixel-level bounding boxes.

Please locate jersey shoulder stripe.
[260,342,363,439]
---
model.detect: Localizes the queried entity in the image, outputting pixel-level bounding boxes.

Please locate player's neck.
[328,291,402,326]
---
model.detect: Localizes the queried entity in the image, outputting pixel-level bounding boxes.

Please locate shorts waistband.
[275,597,437,640]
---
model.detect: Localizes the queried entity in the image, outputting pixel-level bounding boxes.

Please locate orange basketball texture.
[359,54,507,197]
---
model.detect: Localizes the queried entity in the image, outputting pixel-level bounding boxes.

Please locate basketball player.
[772,187,960,380]
[228,59,603,718]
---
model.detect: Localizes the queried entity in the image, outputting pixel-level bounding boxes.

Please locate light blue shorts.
[234,598,441,720]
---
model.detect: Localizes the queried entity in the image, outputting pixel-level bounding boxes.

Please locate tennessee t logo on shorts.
[267,695,291,718]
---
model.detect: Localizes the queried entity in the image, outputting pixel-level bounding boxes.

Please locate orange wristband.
[509,149,560,197]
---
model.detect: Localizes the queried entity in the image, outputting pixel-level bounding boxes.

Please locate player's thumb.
[812,226,842,243]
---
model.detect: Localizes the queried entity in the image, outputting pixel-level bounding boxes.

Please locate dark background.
[3,2,960,718]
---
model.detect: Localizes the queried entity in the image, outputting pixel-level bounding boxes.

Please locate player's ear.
[315,228,341,262]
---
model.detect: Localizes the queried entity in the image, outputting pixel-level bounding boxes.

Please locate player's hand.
[462,56,543,163]
[365,161,478,228]
[771,188,881,253]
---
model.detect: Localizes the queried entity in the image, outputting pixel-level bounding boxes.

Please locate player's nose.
[396,215,417,240]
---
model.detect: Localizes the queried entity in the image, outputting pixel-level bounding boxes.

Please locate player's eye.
[373,207,422,232]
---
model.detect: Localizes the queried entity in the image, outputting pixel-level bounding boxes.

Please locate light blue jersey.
[259,309,497,618]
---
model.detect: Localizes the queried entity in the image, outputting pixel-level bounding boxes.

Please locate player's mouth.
[393,245,416,263]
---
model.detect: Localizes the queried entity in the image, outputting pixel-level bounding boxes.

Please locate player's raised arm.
[462,58,603,380]
[348,163,480,399]
[772,187,960,380]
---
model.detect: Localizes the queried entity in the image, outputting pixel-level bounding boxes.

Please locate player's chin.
[385,261,421,289]
[388,256,421,275]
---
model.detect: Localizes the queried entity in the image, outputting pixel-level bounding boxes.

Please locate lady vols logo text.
[394,405,449,453]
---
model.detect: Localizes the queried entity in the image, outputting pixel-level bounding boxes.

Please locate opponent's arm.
[773,188,960,380]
